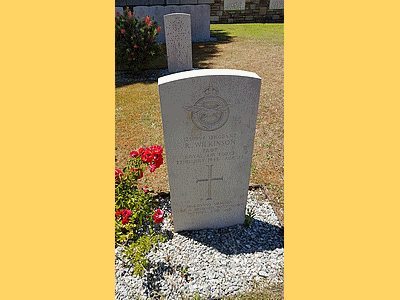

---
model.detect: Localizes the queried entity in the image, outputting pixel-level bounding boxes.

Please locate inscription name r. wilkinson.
[185,139,236,149]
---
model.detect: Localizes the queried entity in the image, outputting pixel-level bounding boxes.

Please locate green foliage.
[115,146,166,276]
[115,8,163,71]
[244,206,256,228]
[192,294,202,300]
[123,232,167,276]
[179,265,189,277]
[250,164,257,175]
[210,23,284,44]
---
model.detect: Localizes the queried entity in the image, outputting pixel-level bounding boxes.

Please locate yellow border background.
[1,0,400,299]
[1,1,114,299]
[286,0,400,299]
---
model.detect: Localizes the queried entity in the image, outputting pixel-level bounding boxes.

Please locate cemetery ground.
[116,23,284,299]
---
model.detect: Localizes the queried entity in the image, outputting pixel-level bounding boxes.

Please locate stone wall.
[209,0,283,23]
[116,0,284,24]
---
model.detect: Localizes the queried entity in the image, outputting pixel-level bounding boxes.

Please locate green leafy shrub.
[115,145,166,276]
[244,205,256,228]
[115,8,163,71]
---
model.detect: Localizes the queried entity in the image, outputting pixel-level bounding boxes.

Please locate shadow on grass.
[115,31,234,88]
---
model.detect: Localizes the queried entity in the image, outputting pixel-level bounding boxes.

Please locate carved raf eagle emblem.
[184,86,230,131]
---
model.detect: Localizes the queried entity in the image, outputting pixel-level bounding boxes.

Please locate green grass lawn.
[211,23,283,44]
[116,23,284,300]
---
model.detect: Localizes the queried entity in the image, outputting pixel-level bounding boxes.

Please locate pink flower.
[127,11,132,18]
[147,21,152,28]
[143,189,149,193]
[115,169,123,181]
[157,26,161,33]
[121,29,125,34]
[153,209,164,223]
[130,150,139,157]
[133,45,138,48]
[150,164,157,173]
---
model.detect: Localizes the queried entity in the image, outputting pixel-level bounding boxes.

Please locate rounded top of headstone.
[158,69,261,86]
[164,13,190,17]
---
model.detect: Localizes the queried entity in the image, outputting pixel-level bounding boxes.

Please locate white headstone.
[152,6,166,43]
[115,7,123,17]
[269,0,284,9]
[164,13,193,73]
[132,6,147,22]
[192,5,210,42]
[164,5,180,16]
[224,0,246,11]
[158,69,261,232]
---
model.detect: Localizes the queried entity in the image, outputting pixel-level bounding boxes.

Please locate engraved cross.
[196,165,223,200]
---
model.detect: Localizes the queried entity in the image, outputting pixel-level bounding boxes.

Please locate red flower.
[121,29,125,34]
[150,145,163,155]
[138,147,150,155]
[130,150,139,157]
[154,156,163,168]
[133,45,138,48]
[121,217,129,225]
[122,209,132,217]
[153,209,164,224]
[116,12,120,17]
[115,210,122,217]
[127,11,132,18]
[147,21,152,28]
[157,26,161,33]
[145,16,150,24]
[115,169,123,181]
[141,149,154,163]
[150,164,157,173]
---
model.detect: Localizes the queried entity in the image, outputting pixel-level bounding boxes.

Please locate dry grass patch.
[115,83,169,191]
[205,36,284,224]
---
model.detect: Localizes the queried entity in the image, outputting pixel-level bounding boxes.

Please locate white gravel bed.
[115,187,284,300]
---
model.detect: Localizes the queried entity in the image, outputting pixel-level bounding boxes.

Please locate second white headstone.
[164,13,193,73]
